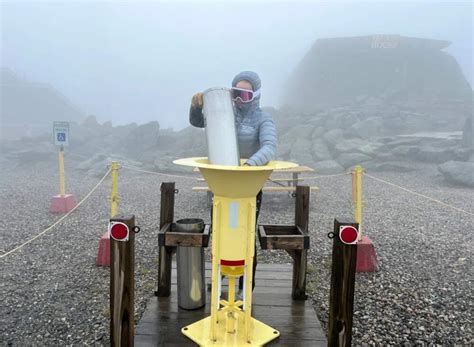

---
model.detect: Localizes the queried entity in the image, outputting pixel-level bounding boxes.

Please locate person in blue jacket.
[189,71,277,293]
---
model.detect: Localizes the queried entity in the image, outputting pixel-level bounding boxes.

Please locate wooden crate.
[258,224,310,250]
[158,223,210,248]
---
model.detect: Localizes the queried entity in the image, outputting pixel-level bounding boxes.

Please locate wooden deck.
[135,263,326,346]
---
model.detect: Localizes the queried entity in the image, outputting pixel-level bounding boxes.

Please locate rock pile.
[270,105,473,179]
[1,105,472,186]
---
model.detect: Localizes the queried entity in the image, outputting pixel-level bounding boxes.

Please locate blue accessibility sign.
[53,121,70,146]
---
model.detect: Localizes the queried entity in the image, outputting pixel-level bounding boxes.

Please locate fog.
[1,1,472,130]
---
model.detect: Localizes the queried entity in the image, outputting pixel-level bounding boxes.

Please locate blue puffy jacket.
[189,102,277,166]
[190,71,277,166]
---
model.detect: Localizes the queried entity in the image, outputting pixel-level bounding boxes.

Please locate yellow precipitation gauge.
[174,157,297,346]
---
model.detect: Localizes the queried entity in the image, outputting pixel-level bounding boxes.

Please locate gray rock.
[349,117,383,139]
[412,146,456,163]
[403,113,432,132]
[453,148,473,162]
[311,139,332,162]
[311,127,326,141]
[82,115,100,128]
[324,113,345,130]
[461,116,473,149]
[363,161,415,172]
[277,141,293,158]
[340,113,360,129]
[382,117,406,134]
[334,138,383,156]
[10,144,56,163]
[336,152,372,168]
[76,154,107,171]
[438,161,474,187]
[390,145,417,158]
[289,138,314,165]
[313,160,345,174]
[323,129,343,147]
[380,136,424,150]
[280,124,313,142]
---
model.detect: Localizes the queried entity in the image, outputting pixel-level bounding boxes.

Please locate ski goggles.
[231,87,260,103]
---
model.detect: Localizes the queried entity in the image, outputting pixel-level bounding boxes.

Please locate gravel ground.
[0,159,472,345]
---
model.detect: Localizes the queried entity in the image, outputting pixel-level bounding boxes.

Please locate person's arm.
[189,92,205,128]
[189,105,205,128]
[246,115,277,166]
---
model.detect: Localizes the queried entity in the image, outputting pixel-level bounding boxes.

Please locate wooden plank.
[170,268,293,281]
[171,262,293,272]
[169,278,295,290]
[157,182,175,297]
[292,186,310,300]
[265,186,319,192]
[273,166,314,173]
[141,294,317,317]
[137,315,323,337]
[328,219,358,347]
[268,177,305,182]
[193,186,319,192]
[266,236,306,250]
[197,177,306,182]
[295,186,310,235]
[110,215,135,347]
[258,225,309,250]
[162,224,210,247]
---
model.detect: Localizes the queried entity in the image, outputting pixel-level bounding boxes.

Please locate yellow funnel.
[174,157,297,197]
[174,157,298,346]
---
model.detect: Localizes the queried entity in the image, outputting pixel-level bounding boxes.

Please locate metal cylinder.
[176,218,206,310]
[202,87,240,165]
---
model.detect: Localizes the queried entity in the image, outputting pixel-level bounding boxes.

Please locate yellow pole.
[210,200,220,342]
[110,161,119,217]
[59,146,65,196]
[354,165,364,240]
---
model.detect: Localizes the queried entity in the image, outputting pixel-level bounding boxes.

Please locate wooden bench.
[192,186,319,192]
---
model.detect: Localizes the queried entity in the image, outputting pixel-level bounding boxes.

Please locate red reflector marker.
[109,222,129,241]
[339,225,358,244]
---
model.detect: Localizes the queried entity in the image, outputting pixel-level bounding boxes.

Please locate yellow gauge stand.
[174,157,297,346]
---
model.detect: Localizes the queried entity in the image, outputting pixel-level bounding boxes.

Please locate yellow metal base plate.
[182,312,280,346]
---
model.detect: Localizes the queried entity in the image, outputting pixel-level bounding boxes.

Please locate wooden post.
[291,185,310,300]
[328,219,358,347]
[157,182,175,297]
[110,214,135,347]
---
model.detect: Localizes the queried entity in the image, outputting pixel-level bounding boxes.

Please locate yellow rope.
[0,168,112,259]
[121,165,197,180]
[364,173,474,217]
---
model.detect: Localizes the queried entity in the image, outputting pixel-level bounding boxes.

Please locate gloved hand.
[191,92,204,108]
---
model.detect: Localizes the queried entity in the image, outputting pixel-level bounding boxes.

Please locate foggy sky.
[1,1,472,129]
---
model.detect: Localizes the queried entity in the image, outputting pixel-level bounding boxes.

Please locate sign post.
[49,121,76,213]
